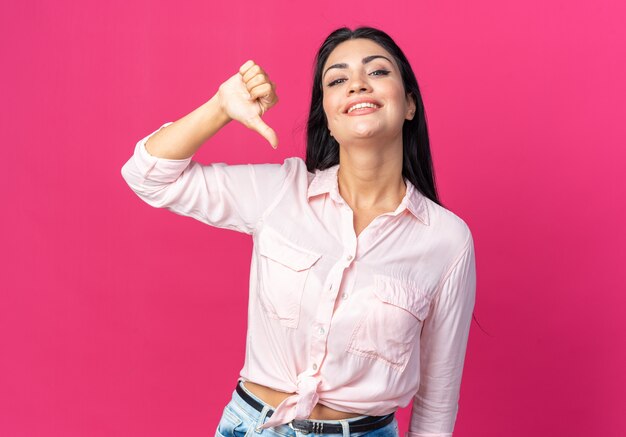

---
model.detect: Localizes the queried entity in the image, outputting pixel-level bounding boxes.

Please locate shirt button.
[318,327,325,335]
[346,254,353,261]
[342,293,348,300]
[312,363,318,370]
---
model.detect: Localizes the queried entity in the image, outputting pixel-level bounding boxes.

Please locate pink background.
[1,1,624,436]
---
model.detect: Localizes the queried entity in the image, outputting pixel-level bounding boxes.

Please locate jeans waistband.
[233,378,394,435]
[235,378,372,422]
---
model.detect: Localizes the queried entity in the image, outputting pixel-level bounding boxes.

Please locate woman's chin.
[345,121,384,139]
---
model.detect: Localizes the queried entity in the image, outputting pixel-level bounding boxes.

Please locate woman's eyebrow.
[323,55,393,79]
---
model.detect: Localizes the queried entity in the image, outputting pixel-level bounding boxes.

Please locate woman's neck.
[336,145,406,212]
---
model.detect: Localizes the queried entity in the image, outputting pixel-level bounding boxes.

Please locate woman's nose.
[348,75,371,94]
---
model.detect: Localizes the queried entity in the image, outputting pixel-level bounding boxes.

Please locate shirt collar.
[307,164,430,226]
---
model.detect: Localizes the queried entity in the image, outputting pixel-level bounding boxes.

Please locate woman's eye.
[370,69,390,76]
[327,78,346,87]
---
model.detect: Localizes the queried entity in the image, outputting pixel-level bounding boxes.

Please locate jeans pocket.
[216,402,245,437]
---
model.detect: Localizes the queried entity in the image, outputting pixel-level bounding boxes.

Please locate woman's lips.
[346,102,382,116]
[346,106,380,116]
[344,99,382,114]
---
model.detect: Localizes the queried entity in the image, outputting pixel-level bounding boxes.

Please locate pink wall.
[1,1,624,436]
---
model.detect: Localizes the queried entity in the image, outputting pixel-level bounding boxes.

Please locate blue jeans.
[215,380,399,437]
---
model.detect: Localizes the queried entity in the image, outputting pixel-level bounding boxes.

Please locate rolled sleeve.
[407,232,477,437]
[121,122,287,234]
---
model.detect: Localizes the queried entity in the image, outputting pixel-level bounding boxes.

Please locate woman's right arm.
[121,61,287,235]
[141,93,231,160]
[144,59,279,159]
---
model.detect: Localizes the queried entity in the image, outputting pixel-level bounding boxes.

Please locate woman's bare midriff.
[242,381,363,420]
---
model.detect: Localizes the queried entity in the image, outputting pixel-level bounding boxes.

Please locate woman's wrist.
[205,92,232,127]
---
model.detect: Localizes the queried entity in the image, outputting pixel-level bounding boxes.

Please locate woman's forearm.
[144,93,231,160]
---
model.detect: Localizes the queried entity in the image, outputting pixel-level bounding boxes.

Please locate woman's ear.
[405,92,417,120]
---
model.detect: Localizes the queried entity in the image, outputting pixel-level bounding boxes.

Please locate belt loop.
[254,405,271,433]
[339,419,350,437]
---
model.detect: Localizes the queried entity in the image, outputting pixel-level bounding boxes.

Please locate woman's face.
[321,38,416,145]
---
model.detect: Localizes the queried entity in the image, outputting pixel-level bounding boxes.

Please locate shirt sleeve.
[407,232,477,437]
[120,122,287,235]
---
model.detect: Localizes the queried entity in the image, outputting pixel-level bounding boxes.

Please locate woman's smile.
[345,99,383,115]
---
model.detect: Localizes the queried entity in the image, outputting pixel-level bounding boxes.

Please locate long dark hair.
[305,26,441,206]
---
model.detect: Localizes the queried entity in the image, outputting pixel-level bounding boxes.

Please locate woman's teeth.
[348,102,379,113]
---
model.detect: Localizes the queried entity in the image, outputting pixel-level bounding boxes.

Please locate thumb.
[248,115,279,149]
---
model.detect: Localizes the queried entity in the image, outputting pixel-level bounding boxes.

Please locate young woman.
[122,27,476,437]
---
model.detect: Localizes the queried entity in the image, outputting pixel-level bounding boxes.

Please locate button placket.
[309,266,339,377]
[309,245,354,380]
